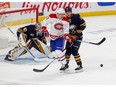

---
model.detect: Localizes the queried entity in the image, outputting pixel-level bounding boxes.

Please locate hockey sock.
[65,57,70,65]
[74,55,82,67]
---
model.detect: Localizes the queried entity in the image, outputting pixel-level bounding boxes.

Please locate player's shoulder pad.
[62,16,69,22]
[29,24,35,27]
[20,25,33,29]
[49,14,57,18]
[73,13,80,18]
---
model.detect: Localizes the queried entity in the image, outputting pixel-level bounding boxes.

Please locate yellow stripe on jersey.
[76,30,83,33]
[80,23,86,26]
[17,28,24,33]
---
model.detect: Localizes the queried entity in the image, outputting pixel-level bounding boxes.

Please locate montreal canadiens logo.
[54,23,63,30]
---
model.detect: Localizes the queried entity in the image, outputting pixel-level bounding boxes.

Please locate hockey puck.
[100,64,103,67]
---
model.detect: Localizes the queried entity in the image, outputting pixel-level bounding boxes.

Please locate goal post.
[0,7,39,27]
[0,7,39,49]
[0,7,38,22]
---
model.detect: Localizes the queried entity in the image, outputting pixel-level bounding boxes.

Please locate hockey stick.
[33,38,106,72]
[33,58,56,72]
[78,37,106,45]
[33,56,65,72]
[33,37,106,72]
[33,43,73,72]
[4,23,39,61]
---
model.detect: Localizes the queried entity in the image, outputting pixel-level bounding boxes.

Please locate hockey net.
[0,4,39,49]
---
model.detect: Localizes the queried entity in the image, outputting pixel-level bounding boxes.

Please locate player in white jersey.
[41,8,71,69]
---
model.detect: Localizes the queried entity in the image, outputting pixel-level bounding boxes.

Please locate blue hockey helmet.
[65,6,72,12]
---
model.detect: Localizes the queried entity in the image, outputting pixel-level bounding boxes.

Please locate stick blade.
[89,37,106,45]
[97,37,106,45]
[33,68,44,72]
[33,59,55,72]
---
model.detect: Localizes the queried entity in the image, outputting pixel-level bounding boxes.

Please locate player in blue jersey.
[5,22,47,61]
[60,6,86,72]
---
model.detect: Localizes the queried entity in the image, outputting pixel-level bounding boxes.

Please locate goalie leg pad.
[19,39,32,56]
[36,39,53,58]
[19,33,27,46]
[5,46,26,61]
[33,40,45,54]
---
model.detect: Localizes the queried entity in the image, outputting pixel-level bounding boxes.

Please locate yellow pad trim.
[34,40,45,54]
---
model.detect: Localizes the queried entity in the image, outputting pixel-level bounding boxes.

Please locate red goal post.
[0,7,39,28]
[0,7,39,49]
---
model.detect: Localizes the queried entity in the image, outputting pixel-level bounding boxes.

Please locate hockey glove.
[71,35,78,42]
[64,34,72,43]
[42,26,49,37]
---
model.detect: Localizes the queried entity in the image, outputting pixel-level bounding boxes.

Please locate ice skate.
[60,64,69,71]
[75,66,83,73]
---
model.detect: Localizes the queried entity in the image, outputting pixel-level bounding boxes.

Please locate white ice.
[0,15,116,85]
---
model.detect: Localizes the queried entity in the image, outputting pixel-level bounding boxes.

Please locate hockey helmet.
[65,6,72,12]
[35,22,41,29]
[56,8,65,14]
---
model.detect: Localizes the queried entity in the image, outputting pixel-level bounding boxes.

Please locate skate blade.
[60,69,69,73]
[75,69,83,73]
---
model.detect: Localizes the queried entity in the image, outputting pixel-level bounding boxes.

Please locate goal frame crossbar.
[0,7,38,22]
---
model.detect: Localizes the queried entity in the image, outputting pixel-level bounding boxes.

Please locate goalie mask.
[35,22,42,29]
[69,25,77,34]
[35,22,42,36]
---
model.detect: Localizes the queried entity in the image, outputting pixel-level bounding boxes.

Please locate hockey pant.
[65,37,82,63]
[50,38,66,63]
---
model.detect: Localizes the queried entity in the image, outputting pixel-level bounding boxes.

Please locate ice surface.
[0,15,116,85]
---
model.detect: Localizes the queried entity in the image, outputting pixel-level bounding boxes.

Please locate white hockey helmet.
[56,8,65,14]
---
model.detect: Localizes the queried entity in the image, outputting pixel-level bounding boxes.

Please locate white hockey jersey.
[42,14,69,40]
